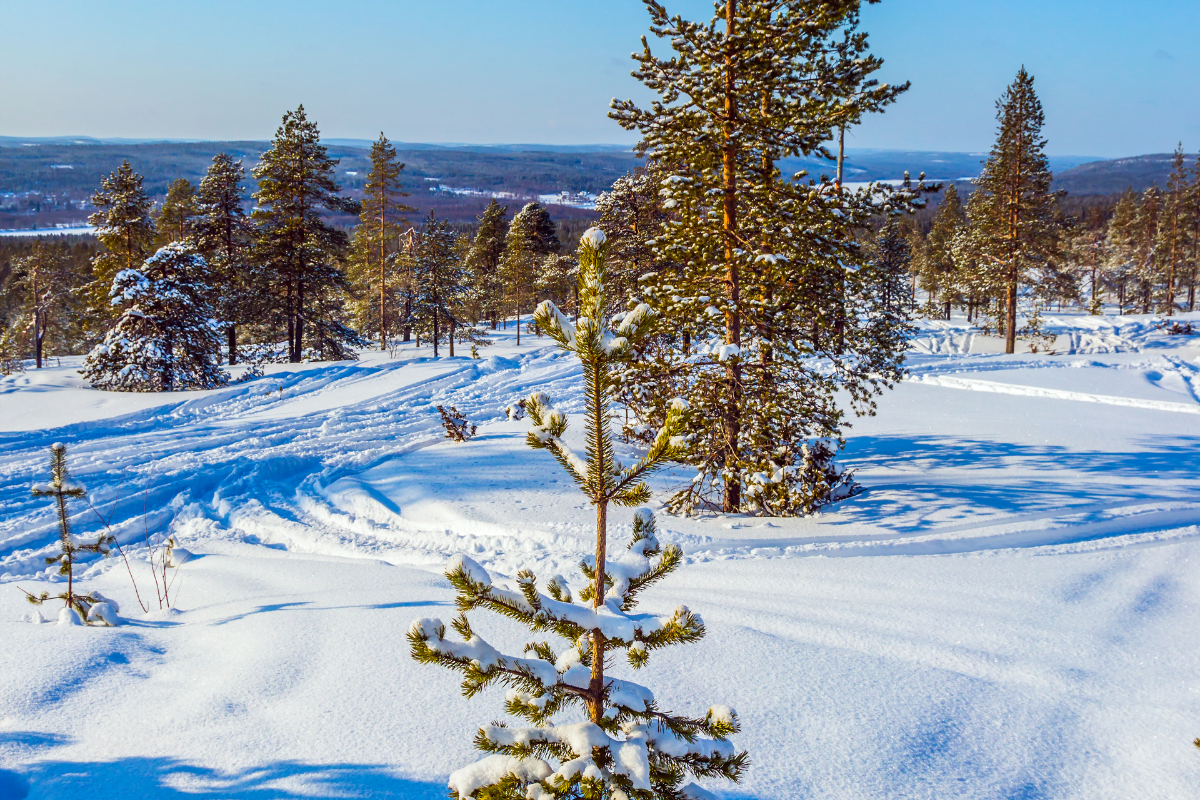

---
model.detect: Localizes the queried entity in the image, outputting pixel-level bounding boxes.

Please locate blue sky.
[1,0,1197,157]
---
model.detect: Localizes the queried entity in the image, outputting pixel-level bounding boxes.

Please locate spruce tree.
[20,443,118,625]
[610,0,919,514]
[412,212,469,358]
[194,153,256,364]
[501,202,560,345]
[409,228,747,800]
[81,242,227,392]
[154,178,199,247]
[348,133,416,348]
[465,199,509,329]
[969,67,1059,353]
[252,106,363,362]
[86,161,156,333]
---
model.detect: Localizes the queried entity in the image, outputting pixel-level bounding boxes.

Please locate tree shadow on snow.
[14,757,446,800]
[839,433,1200,531]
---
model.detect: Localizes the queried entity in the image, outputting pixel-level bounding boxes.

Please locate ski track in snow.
[2,314,1199,585]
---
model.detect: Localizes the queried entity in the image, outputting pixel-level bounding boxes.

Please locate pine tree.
[1159,144,1189,316]
[465,200,509,329]
[1133,186,1162,314]
[1186,153,1200,312]
[501,202,560,345]
[409,228,746,800]
[252,106,364,362]
[412,212,469,358]
[154,178,199,247]
[610,0,919,514]
[19,444,118,626]
[348,133,416,348]
[194,153,256,365]
[969,67,1059,353]
[596,168,666,310]
[10,242,80,368]
[1104,189,1140,313]
[920,185,965,319]
[86,161,156,333]
[81,242,227,392]
[871,220,914,318]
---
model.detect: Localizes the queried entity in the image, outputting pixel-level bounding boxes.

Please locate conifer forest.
[1,2,1199,799]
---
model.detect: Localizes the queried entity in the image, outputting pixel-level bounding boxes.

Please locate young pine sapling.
[439,405,478,442]
[409,228,747,800]
[20,443,119,625]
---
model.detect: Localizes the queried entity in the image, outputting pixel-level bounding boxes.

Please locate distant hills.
[0,135,1184,231]
[1052,153,1188,195]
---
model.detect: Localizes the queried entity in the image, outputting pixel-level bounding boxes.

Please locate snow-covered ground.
[2,313,1199,799]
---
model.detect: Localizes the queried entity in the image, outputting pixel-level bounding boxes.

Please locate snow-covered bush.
[81,242,228,392]
[409,228,747,800]
[737,439,861,517]
[19,443,119,625]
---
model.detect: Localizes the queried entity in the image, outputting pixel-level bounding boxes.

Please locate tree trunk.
[433,307,439,358]
[720,0,741,514]
[227,326,237,365]
[34,310,43,369]
[449,317,455,358]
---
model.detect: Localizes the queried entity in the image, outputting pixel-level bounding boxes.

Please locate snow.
[1,316,1199,798]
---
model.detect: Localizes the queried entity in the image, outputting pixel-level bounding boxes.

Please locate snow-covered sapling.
[439,405,478,442]
[409,228,746,800]
[19,443,119,625]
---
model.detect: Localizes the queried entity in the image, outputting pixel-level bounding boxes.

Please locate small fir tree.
[86,161,156,333]
[81,242,228,392]
[194,153,256,364]
[21,443,119,626]
[409,228,747,800]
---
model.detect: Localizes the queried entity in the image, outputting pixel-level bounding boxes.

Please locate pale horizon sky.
[2,1,1197,158]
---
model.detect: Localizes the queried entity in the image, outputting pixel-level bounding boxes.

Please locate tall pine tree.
[348,133,416,348]
[412,212,469,358]
[252,106,364,362]
[610,0,919,514]
[194,153,255,364]
[968,67,1059,353]
[465,199,509,329]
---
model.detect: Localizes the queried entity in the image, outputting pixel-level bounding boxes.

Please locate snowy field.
[2,312,1199,799]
